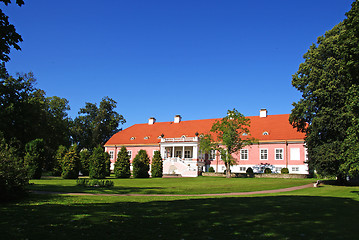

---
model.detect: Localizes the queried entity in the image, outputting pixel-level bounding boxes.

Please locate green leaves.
[114,146,131,178]
[132,150,150,178]
[151,151,163,178]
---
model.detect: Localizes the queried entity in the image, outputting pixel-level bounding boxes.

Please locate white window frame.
[292,167,299,172]
[175,150,182,158]
[209,150,216,160]
[240,149,248,160]
[290,148,300,160]
[109,151,114,160]
[239,167,246,172]
[127,150,132,160]
[184,150,192,159]
[260,148,268,160]
[275,148,284,160]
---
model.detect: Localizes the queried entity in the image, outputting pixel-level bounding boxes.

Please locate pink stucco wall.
[105,145,160,165]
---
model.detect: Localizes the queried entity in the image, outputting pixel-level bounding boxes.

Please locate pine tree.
[151,151,163,178]
[53,145,67,176]
[61,145,80,179]
[132,150,150,178]
[79,149,91,176]
[89,145,107,179]
[114,146,131,178]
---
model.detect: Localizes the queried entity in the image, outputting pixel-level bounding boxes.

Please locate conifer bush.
[104,151,111,176]
[246,167,253,174]
[53,145,67,176]
[264,168,272,174]
[79,149,91,176]
[89,145,107,179]
[281,168,289,174]
[114,146,131,178]
[132,150,150,178]
[24,139,45,179]
[208,167,215,172]
[151,150,163,178]
[61,145,80,179]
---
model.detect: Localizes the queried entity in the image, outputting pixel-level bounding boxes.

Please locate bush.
[246,167,253,174]
[53,145,67,176]
[104,151,111,176]
[264,168,272,174]
[132,150,150,178]
[89,146,107,179]
[114,146,131,178]
[79,149,91,176]
[208,167,215,172]
[76,178,114,188]
[281,168,289,174]
[151,150,163,178]
[24,139,45,179]
[0,137,29,201]
[61,145,80,179]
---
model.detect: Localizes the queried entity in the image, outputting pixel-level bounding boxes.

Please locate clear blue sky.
[2,0,354,129]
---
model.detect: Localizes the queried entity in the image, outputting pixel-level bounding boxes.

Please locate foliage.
[264,168,272,174]
[114,146,131,178]
[104,151,111,176]
[0,134,28,201]
[79,149,91,176]
[72,97,126,150]
[151,150,163,178]
[61,145,80,179]
[89,146,107,179]
[281,168,289,174]
[53,145,67,176]
[290,1,359,180]
[24,139,45,179]
[246,167,253,174]
[132,150,150,178]
[199,109,255,178]
[76,178,114,188]
[208,167,215,172]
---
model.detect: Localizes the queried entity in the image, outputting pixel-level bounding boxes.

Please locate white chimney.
[260,109,267,118]
[174,115,181,123]
[148,117,156,125]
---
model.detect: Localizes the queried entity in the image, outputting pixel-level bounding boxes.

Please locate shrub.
[53,145,67,176]
[104,151,111,176]
[76,178,114,188]
[132,150,150,178]
[0,136,29,201]
[281,167,289,174]
[79,149,91,176]
[151,150,163,178]
[208,167,215,172]
[246,167,253,174]
[264,168,272,174]
[114,146,131,178]
[24,139,45,179]
[61,145,80,179]
[89,145,107,179]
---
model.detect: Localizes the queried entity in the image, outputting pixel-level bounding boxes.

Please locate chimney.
[260,109,267,118]
[174,115,181,123]
[148,117,156,125]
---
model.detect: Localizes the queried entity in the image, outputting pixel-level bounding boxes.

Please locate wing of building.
[105,109,307,177]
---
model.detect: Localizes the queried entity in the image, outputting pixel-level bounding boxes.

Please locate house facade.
[104,109,308,177]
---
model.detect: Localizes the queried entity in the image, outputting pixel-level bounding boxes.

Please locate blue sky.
[2,0,354,129]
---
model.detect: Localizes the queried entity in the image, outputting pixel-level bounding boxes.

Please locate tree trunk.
[226,163,231,178]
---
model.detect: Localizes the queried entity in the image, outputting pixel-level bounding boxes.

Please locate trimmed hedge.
[132,150,150,178]
[151,150,163,178]
[114,146,131,178]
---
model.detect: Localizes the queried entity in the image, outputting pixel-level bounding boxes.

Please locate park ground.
[1,177,359,240]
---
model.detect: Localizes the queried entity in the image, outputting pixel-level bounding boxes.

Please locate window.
[109,151,114,160]
[239,167,246,172]
[144,136,149,140]
[290,148,300,160]
[240,149,248,160]
[275,148,283,160]
[292,167,299,172]
[275,167,282,173]
[262,131,269,135]
[242,132,248,136]
[184,150,192,158]
[175,150,182,158]
[130,137,135,140]
[209,150,216,160]
[260,149,268,160]
[127,150,132,160]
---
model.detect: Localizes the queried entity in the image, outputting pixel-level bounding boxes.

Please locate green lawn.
[1,178,359,240]
[27,176,315,194]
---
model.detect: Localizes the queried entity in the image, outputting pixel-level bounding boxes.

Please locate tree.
[53,145,67,176]
[151,150,163,178]
[199,109,255,178]
[89,145,107,179]
[72,97,126,150]
[114,146,131,178]
[24,139,45,179]
[61,145,80,179]
[79,149,91,176]
[0,0,24,77]
[289,1,359,180]
[132,150,150,178]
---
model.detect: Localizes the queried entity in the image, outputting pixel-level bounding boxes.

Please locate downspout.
[285,141,288,168]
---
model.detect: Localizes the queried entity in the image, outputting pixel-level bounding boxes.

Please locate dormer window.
[181,135,186,138]
[157,136,162,139]
[144,136,149,140]
[242,133,248,136]
[130,137,135,140]
[262,131,269,135]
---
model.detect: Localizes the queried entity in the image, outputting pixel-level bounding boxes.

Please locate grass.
[1,178,359,239]
[27,176,315,195]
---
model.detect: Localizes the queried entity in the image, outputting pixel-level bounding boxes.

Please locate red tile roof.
[105,114,305,146]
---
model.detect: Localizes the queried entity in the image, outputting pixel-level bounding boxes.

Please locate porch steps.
[162,174,182,178]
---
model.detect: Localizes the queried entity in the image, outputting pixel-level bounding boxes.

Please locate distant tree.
[53,145,67,176]
[114,146,131,178]
[104,151,111,176]
[72,97,126,150]
[24,139,45,179]
[151,151,163,178]
[89,145,107,179]
[132,150,150,178]
[61,145,80,179]
[199,109,255,178]
[79,149,91,176]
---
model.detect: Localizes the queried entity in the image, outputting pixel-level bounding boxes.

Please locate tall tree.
[72,97,125,150]
[89,145,107,179]
[151,150,163,178]
[199,109,255,178]
[24,139,45,179]
[114,146,131,178]
[132,150,150,178]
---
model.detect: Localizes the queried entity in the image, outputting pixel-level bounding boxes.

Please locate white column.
[193,145,198,160]
[172,146,174,158]
[182,146,185,159]
[160,145,165,159]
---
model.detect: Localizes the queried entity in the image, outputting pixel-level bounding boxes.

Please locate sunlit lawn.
[1,178,359,240]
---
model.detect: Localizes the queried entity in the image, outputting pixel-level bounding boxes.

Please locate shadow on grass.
[1,194,358,240]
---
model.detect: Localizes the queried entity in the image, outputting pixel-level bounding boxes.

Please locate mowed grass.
[2,178,359,240]
[27,176,315,195]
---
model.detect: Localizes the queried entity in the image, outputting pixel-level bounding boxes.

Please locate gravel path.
[31,183,313,197]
